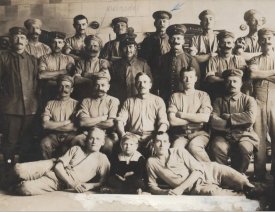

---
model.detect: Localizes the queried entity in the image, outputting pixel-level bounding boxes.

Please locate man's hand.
[221,113,231,120]
[210,52,218,57]
[124,171,134,178]
[168,188,182,195]
[115,174,126,181]
[74,183,88,193]
[101,115,108,122]
[176,112,185,119]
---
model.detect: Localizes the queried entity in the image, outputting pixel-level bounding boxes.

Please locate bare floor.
[0,161,273,211]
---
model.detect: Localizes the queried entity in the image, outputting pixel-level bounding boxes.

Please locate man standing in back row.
[0,27,39,166]
[140,10,172,93]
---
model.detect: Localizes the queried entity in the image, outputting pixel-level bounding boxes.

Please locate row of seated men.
[0,8,274,198]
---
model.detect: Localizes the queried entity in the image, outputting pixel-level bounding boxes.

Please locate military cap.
[222,69,243,79]
[258,28,275,38]
[24,18,42,29]
[9,27,28,36]
[121,28,137,46]
[217,30,235,41]
[166,24,187,37]
[199,9,215,20]
[49,31,66,40]
[93,71,111,82]
[152,10,172,20]
[244,9,260,22]
[112,17,128,27]
[84,34,103,48]
[57,75,74,86]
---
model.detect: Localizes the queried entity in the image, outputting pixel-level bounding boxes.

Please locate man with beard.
[64,15,89,60]
[0,27,38,166]
[205,31,246,100]
[24,18,51,59]
[73,35,110,100]
[190,10,218,89]
[100,17,129,62]
[234,10,265,61]
[12,127,110,195]
[146,133,255,195]
[72,72,120,157]
[39,31,75,105]
[40,75,78,159]
[110,31,152,103]
[158,24,200,105]
[210,69,258,175]
[168,67,212,162]
[116,72,169,158]
[248,28,275,180]
[140,10,172,93]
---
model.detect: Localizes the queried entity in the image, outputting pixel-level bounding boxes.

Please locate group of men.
[0,7,274,199]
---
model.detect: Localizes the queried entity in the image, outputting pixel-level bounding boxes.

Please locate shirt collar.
[10,50,27,58]
[224,92,242,101]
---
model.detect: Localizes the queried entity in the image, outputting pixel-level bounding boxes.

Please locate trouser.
[253,87,275,177]
[211,136,254,173]
[0,114,36,163]
[192,162,250,196]
[172,133,211,162]
[40,132,77,159]
[108,175,146,194]
[13,159,65,195]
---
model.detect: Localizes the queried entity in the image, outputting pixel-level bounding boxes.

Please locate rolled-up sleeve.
[156,97,169,128]
[76,99,91,119]
[117,99,130,125]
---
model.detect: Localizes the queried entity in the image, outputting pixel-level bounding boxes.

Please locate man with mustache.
[168,67,212,162]
[248,28,275,180]
[39,31,75,105]
[12,127,110,195]
[140,10,172,93]
[0,27,38,166]
[158,24,200,105]
[205,31,246,100]
[100,17,129,62]
[72,72,120,157]
[64,15,89,61]
[73,35,110,100]
[110,30,152,103]
[234,10,265,61]
[210,69,258,175]
[40,75,78,159]
[24,18,51,59]
[116,72,169,158]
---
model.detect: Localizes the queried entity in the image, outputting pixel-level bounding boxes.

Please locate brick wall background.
[0,0,275,43]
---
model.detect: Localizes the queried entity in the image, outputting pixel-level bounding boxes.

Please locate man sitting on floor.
[12,127,110,196]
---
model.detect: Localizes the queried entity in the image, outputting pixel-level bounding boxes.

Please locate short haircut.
[86,127,105,140]
[73,15,88,25]
[153,132,169,143]
[134,72,152,84]
[180,67,197,78]
[121,133,139,145]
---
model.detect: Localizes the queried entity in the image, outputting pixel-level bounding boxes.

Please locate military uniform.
[140,11,172,93]
[210,69,259,173]
[0,27,39,163]
[100,17,128,62]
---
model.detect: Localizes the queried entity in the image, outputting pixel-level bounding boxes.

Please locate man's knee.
[211,137,229,155]
[172,136,188,149]
[17,181,35,196]
[238,141,254,156]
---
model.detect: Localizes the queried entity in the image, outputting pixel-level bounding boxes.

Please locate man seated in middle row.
[40,75,78,159]
[210,69,259,175]
[116,72,169,158]
[72,72,120,157]
[168,67,212,162]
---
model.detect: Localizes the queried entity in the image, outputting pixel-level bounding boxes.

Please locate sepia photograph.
[0,0,274,211]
